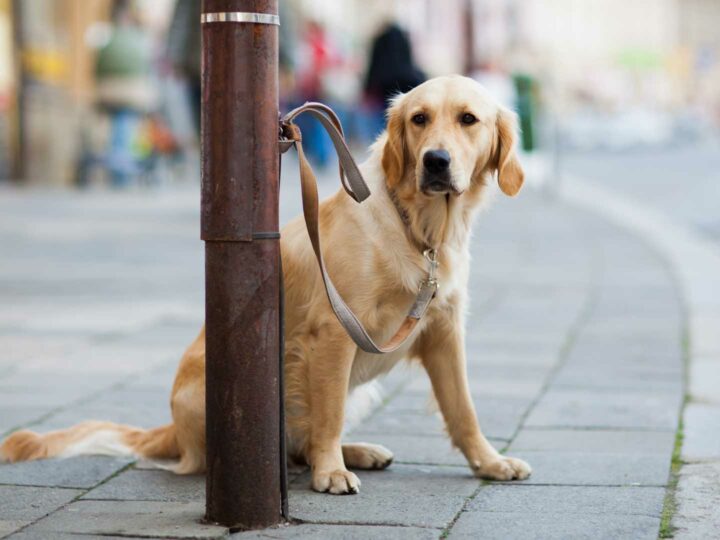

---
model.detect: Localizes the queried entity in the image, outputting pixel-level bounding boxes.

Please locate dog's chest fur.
[348,245,469,390]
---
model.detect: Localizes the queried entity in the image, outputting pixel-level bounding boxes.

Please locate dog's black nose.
[423,149,451,175]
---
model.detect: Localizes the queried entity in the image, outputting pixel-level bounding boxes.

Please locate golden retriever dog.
[1,75,530,494]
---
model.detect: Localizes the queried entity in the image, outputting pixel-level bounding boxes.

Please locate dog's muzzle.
[421,149,456,194]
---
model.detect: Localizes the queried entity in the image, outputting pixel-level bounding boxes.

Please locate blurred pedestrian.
[278,2,299,111]
[363,22,425,140]
[293,20,342,167]
[166,0,201,136]
[365,23,426,110]
[94,0,157,187]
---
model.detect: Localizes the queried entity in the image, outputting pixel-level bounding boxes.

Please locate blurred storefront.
[1,0,173,186]
[0,0,16,180]
[15,0,111,186]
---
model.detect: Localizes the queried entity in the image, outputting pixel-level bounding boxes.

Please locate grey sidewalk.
[0,183,684,539]
[565,178,720,540]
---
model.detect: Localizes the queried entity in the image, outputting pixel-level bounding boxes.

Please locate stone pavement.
[0,178,685,539]
[565,178,720,540]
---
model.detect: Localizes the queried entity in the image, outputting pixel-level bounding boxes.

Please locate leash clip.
[421,248,440,295]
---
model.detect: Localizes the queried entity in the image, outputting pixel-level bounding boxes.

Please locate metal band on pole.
[201,12,280,25]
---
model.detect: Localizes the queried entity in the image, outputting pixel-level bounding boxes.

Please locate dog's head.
[381,75,524,200]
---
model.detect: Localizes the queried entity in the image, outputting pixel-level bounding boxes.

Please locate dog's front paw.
[312,469,361,495]
[472,455,531,481]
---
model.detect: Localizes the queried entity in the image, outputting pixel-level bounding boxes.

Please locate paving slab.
[689,315,720,355]
[0,485,82,524]
[682,403,720,462]
[355,409,446,437]
[575,326,681,347]
[689,357,720,404]
[549,363,683,393]
[0,486,81,538]
[0,334,85,365]
[0,456,133,489]
[672,462,720,539]
[288,464,478,529]
[9,533,138,540]
[448,509,661,539]
[470,377,548,399]
[406,364,550,397]
[473,398,533,440]
[503,451,671,486]
[0,521,29,538]
[24,500,227,539]
[592,294,680,320]
[0,370,119,395]
[232,524,441,539]
[29,390,173,432]
[82,468,204,502]
[469,484,665,515]
[0,406,58,436]
[376,392,439,413]
[564,341,681,367]
[580,316,680,336]
[509,428,676,455]
[465,346,561,369]
[0,386,90,409]
[524,389,681,431]
[465,329,569,350]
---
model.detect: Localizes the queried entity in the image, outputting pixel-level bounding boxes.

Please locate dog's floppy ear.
[494,108,524,197]
[382,96,406,188]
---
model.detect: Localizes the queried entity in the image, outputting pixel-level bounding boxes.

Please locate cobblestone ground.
[0,179,684,539]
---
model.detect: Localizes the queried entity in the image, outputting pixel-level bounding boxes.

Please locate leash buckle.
[278,121,301,154]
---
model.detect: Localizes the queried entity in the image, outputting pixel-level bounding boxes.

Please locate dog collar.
[387,186,439,257]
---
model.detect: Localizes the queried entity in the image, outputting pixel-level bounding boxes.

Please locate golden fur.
[1,76,530,494]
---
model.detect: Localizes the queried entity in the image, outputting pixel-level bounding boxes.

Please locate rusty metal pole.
[201,0,285,529]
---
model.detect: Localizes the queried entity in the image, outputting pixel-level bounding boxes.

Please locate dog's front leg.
[306,328,360,494]
[416,316,531,481]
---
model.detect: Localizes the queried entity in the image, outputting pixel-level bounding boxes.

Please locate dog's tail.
[0,421,180,465]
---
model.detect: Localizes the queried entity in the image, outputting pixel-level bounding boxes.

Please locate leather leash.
[279,102,438,354]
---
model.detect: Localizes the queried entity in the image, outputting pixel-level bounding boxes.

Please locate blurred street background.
[0,0,718,201]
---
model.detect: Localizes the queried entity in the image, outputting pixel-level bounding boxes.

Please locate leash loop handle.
[282,102,370,202]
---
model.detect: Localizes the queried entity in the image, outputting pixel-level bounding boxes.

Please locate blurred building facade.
[0,0,718,186]
[292,0,720,111]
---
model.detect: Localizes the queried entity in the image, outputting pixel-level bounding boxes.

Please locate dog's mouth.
[420,172,462,196]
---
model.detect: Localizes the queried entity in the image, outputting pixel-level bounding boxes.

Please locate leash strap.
[279,102,438,354]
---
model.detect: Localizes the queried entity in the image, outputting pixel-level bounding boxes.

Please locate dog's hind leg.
[342,442,393,470]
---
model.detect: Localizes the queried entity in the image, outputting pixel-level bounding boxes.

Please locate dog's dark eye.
[461,113,478,125]
[411,113,427,126]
